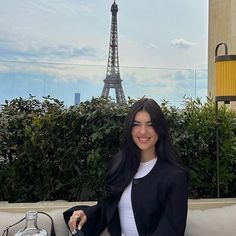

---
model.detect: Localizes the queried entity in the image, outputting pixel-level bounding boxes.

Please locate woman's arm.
[63,201,107,236]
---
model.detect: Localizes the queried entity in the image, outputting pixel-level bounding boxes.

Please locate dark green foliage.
[0,96,130,202]
[0,96,235,202]
[162,97,236,198]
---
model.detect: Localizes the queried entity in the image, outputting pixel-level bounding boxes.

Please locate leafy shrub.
[0,96,235,202]
[162,97,236,198]
[0,96,130,202]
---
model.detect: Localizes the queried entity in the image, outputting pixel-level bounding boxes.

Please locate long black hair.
[106,98,183,195]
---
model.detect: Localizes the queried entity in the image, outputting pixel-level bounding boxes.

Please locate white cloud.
[146,43,158,49]
[0,60,105,85]
[0,36,106,65]
[0,64,9,72]
[171,38,196,49]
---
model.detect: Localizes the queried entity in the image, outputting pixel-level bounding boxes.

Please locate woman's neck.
[141,150,156,162]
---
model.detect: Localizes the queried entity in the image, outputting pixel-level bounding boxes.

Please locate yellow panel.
[215,60,236,96]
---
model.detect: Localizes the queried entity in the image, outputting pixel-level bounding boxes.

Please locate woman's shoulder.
[157,159,188,177]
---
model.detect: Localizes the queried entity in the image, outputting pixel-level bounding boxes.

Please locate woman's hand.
[68,210,87,232]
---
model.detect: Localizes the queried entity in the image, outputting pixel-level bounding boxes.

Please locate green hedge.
[0,96,235,202]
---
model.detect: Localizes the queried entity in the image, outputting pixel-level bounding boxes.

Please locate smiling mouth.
[138,137,150,143]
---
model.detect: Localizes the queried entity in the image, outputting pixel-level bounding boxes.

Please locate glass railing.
[0,60,207,108]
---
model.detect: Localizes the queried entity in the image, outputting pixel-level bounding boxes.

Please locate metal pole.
[194,69,197,98]
[215,100,220,198]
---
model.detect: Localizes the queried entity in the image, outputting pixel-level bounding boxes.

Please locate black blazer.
[64,159,189,236]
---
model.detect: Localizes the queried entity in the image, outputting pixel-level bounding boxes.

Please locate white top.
[118,157,158,236]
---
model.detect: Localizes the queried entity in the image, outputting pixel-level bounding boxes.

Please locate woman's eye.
[133,123,139,126]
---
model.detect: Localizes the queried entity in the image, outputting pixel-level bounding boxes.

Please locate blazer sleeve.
[63,201,107,236]
[151,170,189,236]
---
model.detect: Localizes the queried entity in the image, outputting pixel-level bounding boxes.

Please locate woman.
[63,98,189,236]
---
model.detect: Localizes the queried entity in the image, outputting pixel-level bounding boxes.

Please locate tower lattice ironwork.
[101,0,126,104]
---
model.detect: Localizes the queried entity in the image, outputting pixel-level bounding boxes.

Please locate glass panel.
[0,61,207,107]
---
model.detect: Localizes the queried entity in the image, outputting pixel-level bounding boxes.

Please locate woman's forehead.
[133,111,151,121]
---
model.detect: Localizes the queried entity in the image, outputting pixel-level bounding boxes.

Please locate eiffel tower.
[101,0,126,104]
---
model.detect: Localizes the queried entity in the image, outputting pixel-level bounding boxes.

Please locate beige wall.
[208,0,236,100]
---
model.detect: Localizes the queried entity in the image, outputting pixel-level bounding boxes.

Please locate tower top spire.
[111,0,118,13]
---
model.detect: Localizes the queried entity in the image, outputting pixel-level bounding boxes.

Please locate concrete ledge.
[0,198,236,212]
[188,198,236,209]
[0,200,96,213]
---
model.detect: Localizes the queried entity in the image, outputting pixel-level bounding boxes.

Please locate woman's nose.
[140,125,147,134]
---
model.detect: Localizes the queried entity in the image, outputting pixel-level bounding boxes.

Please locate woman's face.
[131,111,159,159]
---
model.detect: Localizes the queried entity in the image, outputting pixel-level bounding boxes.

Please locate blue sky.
[0,0,208,107]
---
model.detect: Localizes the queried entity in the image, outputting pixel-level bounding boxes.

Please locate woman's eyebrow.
[133,120,152,124]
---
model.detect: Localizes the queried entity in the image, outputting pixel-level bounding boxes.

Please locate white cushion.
[185,204,236,236]
[1,204,236,236]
